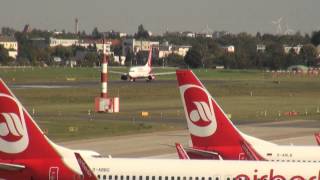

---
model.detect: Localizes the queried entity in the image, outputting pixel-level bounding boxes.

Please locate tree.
[0,46,10,65]
[300,44,317,66]
[184,48,202,68]
[135,24,149,39]
[311,31,320,46]
[92,27,102,39]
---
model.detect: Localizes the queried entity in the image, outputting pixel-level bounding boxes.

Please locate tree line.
[1,25,320,70]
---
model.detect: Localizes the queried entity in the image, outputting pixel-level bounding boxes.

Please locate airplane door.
[49,167,59,180]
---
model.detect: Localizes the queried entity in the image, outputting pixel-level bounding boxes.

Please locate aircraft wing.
[153,71,176,76]
[0,163,25,171]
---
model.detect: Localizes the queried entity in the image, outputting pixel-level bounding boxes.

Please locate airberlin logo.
[0,93,29,153]
[179,84,217,137]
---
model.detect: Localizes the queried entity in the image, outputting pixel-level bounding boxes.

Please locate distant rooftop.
[0,35,16,42]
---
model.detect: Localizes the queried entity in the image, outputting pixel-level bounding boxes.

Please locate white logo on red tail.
[180,84,217,137]
[0,93,29,153]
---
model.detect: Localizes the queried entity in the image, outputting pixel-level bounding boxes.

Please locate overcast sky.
[1,0,319,35]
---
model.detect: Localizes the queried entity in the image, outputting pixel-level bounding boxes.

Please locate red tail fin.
[0,79,60,160]
[176,70,246,159]
[145,47,152,67]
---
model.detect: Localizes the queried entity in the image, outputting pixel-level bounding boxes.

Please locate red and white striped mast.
[101,38,108,99]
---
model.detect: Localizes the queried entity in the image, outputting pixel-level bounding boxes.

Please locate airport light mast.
[95,38,119,113]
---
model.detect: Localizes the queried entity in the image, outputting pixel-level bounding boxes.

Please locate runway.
[60,120,320,159]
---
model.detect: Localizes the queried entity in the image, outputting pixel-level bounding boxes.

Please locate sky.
[1,0,319,35]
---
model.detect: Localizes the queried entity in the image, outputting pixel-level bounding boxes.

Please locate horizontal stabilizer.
[0,163,25,171]
[184,147,222,160]
[240,139,265,161]
[175,143,190,160]
[315,133,320,146]
[75,153,97,180]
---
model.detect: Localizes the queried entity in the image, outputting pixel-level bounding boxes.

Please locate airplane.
[112,48,175,82]
[0,79,98,179]
[176,69,320,162]
[1,78,320,180]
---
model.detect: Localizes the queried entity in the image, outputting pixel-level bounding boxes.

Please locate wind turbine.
[272,17,283,34]
[284,23,295,35]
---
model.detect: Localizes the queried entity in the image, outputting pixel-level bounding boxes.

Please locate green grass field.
[1,67,320,141]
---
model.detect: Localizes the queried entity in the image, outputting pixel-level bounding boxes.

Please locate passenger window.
[215,177,219,180]
[227,177,230,180]
[177,177,180,180]
[171,176,174,180]
[146,176,149,180]
[140,176,143,180]
[152,176,155,180]
[133,176,136,180]
[98,175,101,179]
[121,176,124,180]
[165,176,168,180]
[201,177,205,180]
[195,177,199,180]
[109,175,113,180]
[159,177,162,180]
[183,177,186,180]
[127,176,130,180]
[189,177,192,180]
[104,175,107,180]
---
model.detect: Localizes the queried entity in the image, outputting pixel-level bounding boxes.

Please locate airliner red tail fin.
[145,47,152,67]
[176,70,246,159]
[0,79,60,160]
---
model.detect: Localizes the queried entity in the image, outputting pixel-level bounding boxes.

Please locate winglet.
[315,133,320,145]
[75,153,97,180]
[175,143,190,160]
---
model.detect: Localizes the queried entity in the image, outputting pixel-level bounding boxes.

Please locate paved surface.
[60,120,320,158]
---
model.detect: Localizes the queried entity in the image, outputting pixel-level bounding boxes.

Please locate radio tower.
[75,18,79,34]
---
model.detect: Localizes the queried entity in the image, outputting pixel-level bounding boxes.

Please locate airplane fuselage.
[86,158,320,180]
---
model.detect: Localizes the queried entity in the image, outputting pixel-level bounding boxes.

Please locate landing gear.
[121,74,128,80]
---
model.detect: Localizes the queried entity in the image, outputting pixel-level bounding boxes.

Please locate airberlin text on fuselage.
[235,169,320,180]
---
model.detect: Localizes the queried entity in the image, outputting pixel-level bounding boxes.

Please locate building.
[158,41,191,58]
[122,39,159,55]
[78,39,113,55]
[257,44,266,52]
[283,44,303,54]
[0,35,18,59]
[49,37,78,47]
[222,45,235,53]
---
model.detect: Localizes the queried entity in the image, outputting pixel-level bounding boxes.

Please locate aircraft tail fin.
[176,70,247,159]
[0,79,60,160]
[145,47,152,67]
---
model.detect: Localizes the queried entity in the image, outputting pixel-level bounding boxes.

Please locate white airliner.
[1,78,320,180]
[114,48,175,81]
[176,69,320,162]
